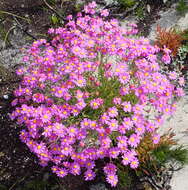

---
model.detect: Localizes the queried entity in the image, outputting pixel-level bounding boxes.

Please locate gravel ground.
[160,95,188,190]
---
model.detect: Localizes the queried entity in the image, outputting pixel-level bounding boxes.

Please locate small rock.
[3,95,9,99]
[90,183,109,190]
[104,0,118,5]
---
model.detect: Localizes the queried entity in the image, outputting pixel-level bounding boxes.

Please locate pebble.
[3,95,9,99]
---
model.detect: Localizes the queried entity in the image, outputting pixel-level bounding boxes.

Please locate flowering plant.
[11,1,185,187]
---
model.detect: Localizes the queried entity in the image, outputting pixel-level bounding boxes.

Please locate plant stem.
[0,10,30,22]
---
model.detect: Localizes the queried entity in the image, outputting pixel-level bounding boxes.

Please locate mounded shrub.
[11,1,185,187]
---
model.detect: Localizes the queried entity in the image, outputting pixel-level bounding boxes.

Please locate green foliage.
[176,0,188,15]
[0,26,7,44]
[152,144,188,166]
[118,0,136,8]
[116,132,188,189]
[50,14,59,25]
[135,6,145,20]
[46,0,56,5]
[117,167,132,188]
[75,2,84,12]
[0,184,7,190]
[171,44,188,73]
[182,29,188,43]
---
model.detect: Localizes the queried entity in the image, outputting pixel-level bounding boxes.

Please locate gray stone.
[148,3,188,40]
[0,28,30,68]
[90,183,109,190]
[158,95,188,190]
[3,95,9,99]
[104,0,118,5]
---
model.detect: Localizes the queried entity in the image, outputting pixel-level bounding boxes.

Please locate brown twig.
[12,16,38,41]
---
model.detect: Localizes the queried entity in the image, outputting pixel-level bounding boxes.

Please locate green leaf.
[51,14,59,25]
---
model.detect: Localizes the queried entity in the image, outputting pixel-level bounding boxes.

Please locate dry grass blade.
[155,25,184,56]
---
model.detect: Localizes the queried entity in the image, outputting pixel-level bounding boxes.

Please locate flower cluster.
[11,1,184,187]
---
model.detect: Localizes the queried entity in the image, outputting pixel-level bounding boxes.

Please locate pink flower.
[90,98,103,109]
[175,87,185,97]
[119,87,129,95]
[70,162,81,175]
[122,101,132,112]
[84,169,96,180]
[130,158,139,169]
[41,111,52,123]
[32,93,45,103]
[54,87,65,98]
[84,148,98,160]
[66,14,73,20]
[76,90,84,99]
[108,107,118,117]
[90,120,98,129]
[106,174,118,187]
[67,126,78,137]
[108,119,119,131]
[109,147,120,158]
[53,123,66,137]
[119,73,130,84]
[16,67,25,75]
[72,46,87,58]
[152,133,160,144]
[178,77,185,86]
[56,168,68,177]
[80,118,91,129]
[104,163,117,175]
[11,98,18,106]
[88,1,97,8]
[85,160,95,169]
[168,71,177,80]
[122,150,136,166]
[100,137,111,148]
[34,142,47,154]
[74,77,86,87]
[97,148,107,159]
[113,97,122,105]
[163,46,171,54]
[76,100,86,110]
[122,118,133,130]
[122,153,131,166]
[132,104,144,114]
[145,121,157,132]
[100,113,110,124]
[48,28,55,34]
[128,134,140,148]
[71,106,80,116]
[135,125,145,135]
[100,9,109,17]
[19,130,29,143]
[54,167,68,178]
[61,145,73,156]
[162,54,171,64]
[76,129,87,140]
[117,136,128,149]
